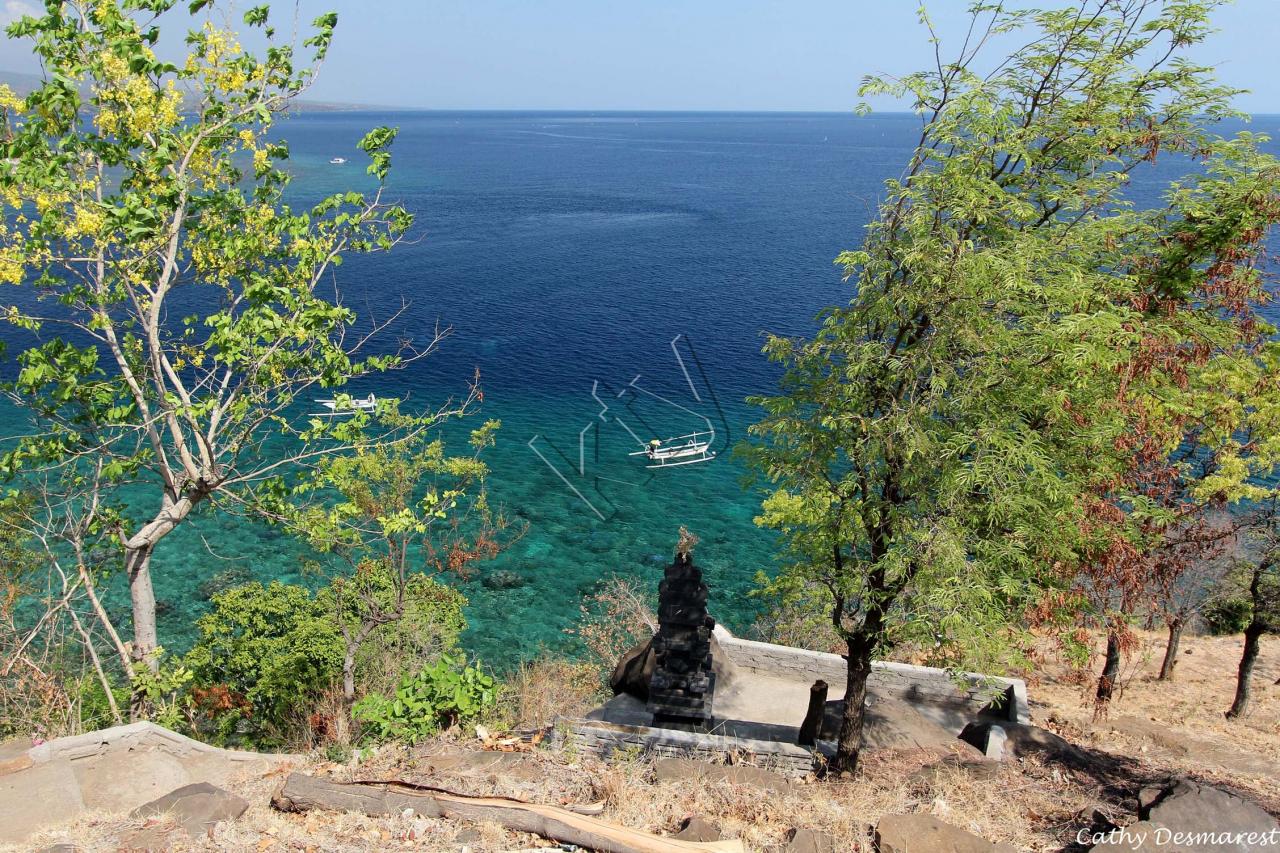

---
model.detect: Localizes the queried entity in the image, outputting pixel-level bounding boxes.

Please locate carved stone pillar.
[647,550,716,731]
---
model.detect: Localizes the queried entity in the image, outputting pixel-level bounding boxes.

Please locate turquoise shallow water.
[3,111,1277,667]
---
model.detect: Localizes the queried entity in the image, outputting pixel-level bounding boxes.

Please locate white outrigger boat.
[629,430,716,468]
[313,393,377,416]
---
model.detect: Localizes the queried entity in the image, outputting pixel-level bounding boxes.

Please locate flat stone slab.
[73,750,193,813]
[131,781,249,838]
[0,759,86,844]
[0,723,292,846]
[877,814,1017,853]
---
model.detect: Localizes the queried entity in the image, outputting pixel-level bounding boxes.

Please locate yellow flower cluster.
[94,53,183,139]
[0,84,21,113]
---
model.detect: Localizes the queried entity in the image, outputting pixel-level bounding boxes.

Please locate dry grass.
[1028,627,1280,809]
[15,628,1278,852]
[496,657,603,730]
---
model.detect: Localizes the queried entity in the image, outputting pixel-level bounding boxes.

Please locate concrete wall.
[713,627,1030,725]
[563,720,818,778]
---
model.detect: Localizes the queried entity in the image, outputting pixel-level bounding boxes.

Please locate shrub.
[1204,597,1252,636]
[495,657,602,729]
[335,569,468,699]
[352,653,495,744]
[570,575,656,688]
[184,580,344,746]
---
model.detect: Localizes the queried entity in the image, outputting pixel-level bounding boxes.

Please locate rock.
[1140,778,1279,853]
[653,758,790,793]
[33,844,78,853]
[876,814,1016,853]
[0,738,32,776]
[959,720,1097,769]
[482,569,525,590]
[131,781,249,839]
[673,815,722,842]
[610,637,656,701]
[982,725,1007,761]
[784,827,837,853]
[454,826,484,844]
[1136,787,1162,812]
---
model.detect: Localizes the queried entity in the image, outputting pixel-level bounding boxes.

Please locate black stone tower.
[647,533,716,732]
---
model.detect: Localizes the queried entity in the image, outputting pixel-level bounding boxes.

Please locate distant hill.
[0,70,44,96]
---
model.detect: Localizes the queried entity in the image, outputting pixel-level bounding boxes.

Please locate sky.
[0,0,1278,112]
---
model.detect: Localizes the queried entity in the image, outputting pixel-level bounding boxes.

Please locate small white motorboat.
[329,157,347,164]
[629,431,716,468]
[313,393,376,416]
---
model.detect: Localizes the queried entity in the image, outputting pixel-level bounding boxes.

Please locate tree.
[0,468,135,734]
[285,412,509,704]
[748,1,1278,774]
[0,1,423,676]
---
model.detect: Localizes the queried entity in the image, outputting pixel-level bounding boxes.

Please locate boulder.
[653,758,790,794]
[673,815,722,842]
[876,814,1016,853]
[0,738,32,776]
[73,750,192,813]
[131,781,249,839]
[1140,779,1279,853]
[610,637,656,700]
[784,827,837,853]
[959,720,1097,769]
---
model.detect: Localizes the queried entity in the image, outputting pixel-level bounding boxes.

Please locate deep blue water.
[4,111,1278,665]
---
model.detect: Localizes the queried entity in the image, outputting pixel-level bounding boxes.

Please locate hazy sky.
[1,1,1278,112]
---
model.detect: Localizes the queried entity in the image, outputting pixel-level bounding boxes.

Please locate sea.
[3,111,1278,666]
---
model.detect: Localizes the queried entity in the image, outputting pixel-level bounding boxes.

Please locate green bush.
[1204,597,1252,635]
[184,580,345,746]
[352,653,496,744]
[329,568,468,697]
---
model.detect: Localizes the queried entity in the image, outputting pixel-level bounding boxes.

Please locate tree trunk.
[1095,630,1122,704]
[1227,618,1264,719]
[123,490,198,677]
[1158,618,1183,681]
[830,641,873,776]
[343,648,357,703]
[124,544,158,669]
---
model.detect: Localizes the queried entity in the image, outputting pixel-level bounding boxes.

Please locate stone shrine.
[647,546,716,731]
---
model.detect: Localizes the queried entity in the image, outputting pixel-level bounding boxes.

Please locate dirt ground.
[16,630,1278,853]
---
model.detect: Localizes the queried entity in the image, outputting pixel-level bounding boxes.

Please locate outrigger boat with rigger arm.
[630,431,716,468]
[312,393,377,417]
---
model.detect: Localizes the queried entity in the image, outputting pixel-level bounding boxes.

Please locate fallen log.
[273,772,744,853]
